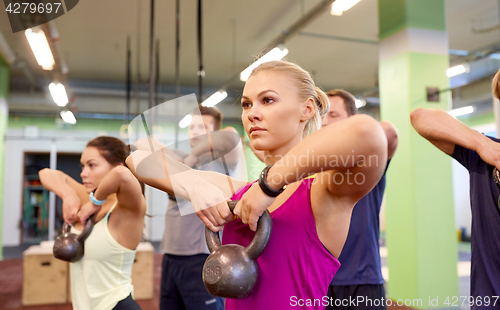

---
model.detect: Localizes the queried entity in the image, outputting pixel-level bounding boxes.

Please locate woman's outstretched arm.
[268,114,387,199]
[236,114,388,231]
[126,150,248,231]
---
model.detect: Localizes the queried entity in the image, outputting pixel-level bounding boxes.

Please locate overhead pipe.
[135,0,143,118]
[125,36,131,124]
[298,31,378,45]
[155,39,160,106]
[197,0,204,103]
[265,0,337,52]
[154,39,160,127]
[148,0,156,110]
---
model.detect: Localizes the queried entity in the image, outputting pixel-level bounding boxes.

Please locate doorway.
[22,152,81,244]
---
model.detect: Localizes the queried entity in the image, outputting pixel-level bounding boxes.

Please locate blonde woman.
[127,61,387,309]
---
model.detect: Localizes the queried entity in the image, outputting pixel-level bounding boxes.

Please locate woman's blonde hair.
[249,60,330,138]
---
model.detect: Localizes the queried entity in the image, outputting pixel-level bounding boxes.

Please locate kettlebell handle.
[62,221,72,234]
[61,216,95,243]
[205,200,272,260]
[77,216,95,242]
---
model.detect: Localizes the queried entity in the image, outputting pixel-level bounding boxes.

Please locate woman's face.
[80,147,116,193]
[241,71,311,152]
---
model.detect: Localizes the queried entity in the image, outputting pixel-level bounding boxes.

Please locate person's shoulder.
[220,126,238,133]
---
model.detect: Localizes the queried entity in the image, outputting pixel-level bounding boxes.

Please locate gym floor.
[0,240,472,310]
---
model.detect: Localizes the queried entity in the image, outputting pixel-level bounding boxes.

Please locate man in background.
[324,90,398,310]
[142,105,241,310]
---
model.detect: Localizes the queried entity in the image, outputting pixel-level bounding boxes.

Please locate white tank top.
[70,203,136,310]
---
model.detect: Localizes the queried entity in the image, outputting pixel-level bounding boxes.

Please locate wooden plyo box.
[131,242,154,300]
[22,245,68,305]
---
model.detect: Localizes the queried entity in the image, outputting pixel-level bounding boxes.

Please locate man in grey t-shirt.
[160,105,241,310]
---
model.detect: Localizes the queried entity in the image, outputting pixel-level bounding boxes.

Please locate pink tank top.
[222,178,341,309]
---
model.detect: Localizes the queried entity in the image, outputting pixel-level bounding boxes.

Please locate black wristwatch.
[258,165,286,197]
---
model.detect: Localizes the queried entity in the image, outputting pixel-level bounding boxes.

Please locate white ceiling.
[1,0,500,117]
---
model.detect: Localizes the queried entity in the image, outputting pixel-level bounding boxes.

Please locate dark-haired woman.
[39,136,146,310]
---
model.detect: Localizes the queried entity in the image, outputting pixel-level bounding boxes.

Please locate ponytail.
[303,87,330,138]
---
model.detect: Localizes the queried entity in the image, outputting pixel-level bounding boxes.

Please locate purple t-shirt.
[222,178,340,310]
[451,138,500,309]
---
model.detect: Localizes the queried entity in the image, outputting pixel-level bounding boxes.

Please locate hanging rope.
[197,0,203,104]
[125,36,131,125]
[148,0,156,110]
[175,0,180,147]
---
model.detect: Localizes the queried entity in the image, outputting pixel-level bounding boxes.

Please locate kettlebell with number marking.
[203,200,272,299]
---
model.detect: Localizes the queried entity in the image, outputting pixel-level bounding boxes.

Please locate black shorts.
[160,254,224,310]
[112,294,141,310]
[326,284,387,310]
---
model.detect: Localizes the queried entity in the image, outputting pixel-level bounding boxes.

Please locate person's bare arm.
[411,108,500,169]
[77,165,146,223]
[126,150,248,231]
[267,114,387,201]
[236,114,388,231]
[134,137,183,162]
[39,169,88,224]
[410,108,486,155]
[187,127,242,165]
[380,121,399,159]
[91,166,145,213]
[126,150,246,198]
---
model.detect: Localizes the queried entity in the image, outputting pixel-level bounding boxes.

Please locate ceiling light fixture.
[49,83,69,107]
[201,91,228,107]
[60,110,77,124]
[330,0,361,16]
[179,114,192,129]
[355,98,366,108]
[25,28,55,70]
[449,106,473,118]
[446,64,469,77]
[240,44,289,82]
[489,53,500,60]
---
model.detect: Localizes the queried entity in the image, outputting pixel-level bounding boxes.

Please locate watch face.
[494,168,500,190]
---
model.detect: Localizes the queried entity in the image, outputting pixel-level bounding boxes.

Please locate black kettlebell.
[53,217,95,263]
[493,168,500,211]
[493,167,500,188]
[203,200,272,299]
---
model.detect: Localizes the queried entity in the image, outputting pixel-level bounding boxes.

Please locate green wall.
[379,0,446,40]
[458,112,495,128]
[380,52,459,305]
[378,0,460,301]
